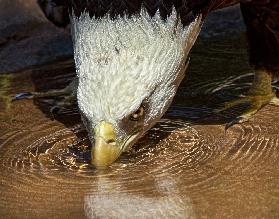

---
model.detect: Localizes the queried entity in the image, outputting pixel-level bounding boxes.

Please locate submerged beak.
[92,121,122,169]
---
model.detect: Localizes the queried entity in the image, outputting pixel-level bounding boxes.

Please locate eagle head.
[71,9,202,168]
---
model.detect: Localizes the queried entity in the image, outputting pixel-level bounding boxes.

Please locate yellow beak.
[92,121,122,169]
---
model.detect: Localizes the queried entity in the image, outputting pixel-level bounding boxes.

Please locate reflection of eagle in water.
[35,0,279,168]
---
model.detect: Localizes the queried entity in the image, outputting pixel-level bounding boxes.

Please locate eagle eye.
[130,106,144,121]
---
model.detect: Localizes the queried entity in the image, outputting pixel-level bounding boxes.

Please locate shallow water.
[1,35,279,218]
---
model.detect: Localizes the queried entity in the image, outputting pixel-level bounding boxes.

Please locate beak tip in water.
[91,121,122,169]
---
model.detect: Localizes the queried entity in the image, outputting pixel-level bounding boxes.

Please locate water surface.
[0,35,279,218]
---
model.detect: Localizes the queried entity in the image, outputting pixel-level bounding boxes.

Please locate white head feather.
[71,8,202,144]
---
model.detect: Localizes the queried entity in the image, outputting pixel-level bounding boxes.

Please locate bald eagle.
[24,0,279,168]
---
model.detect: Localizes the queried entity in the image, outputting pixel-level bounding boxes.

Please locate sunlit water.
[0,35,279,218]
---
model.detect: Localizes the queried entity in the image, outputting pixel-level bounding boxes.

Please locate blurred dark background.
[0,0,73,73]
[0,0,245,74]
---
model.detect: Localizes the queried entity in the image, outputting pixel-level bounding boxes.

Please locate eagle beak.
[92,121,122,169]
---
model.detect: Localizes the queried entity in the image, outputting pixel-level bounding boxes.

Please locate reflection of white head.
[71,8,202,167]
[84,177,194,218]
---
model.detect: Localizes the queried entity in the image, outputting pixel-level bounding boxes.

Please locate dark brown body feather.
[38,0,279,77]
[68,0,211,25]
[241,0,279,75]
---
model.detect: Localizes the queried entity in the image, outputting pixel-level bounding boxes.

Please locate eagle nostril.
[106,139,116,145]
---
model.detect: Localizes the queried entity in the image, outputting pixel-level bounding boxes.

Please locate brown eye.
[130,106,144,121]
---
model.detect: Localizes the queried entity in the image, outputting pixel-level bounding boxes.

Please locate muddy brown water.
[0,35,279,218]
